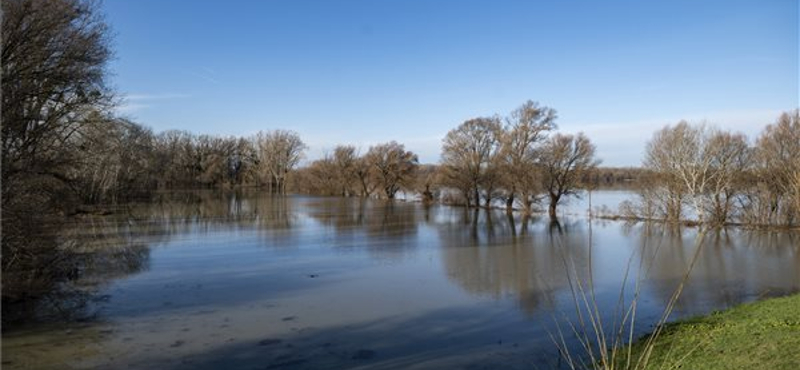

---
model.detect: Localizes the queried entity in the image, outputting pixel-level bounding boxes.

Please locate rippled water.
[2,191,798,369]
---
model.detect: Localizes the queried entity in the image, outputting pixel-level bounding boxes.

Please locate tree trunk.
[548,193,559,219]
[523,199,532,215]
[507,212,516,237]
[506,194,514,213]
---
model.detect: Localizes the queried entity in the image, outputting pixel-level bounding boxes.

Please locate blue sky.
[104,0,798,166]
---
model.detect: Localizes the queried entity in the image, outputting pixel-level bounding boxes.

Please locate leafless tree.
[72,114,157,203]
[745,111,800,226]
[2,0,115,301]
[415,164,440,204]
[499,100,557,214]
[643,122,772,226]
[644,121,717,223]
[252,130,306,194]
[704,130,750,225]
[353,154,378,197]
[152,130,197,188]
[2,0,113,185]
[365,141,419,199]
[440,117,502,207]
[295,156,338,195]
[195,134,236,187]
[331,145,359,196]
[540,133,599,219]
[227,137,258,186]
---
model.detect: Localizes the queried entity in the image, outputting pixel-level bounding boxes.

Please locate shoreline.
[623,293,800,369]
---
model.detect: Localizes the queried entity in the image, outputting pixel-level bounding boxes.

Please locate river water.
[2,191,798,369]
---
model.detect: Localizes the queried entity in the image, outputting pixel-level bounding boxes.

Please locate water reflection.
[627,224,800,315]
[2,191,799,369]
[305,198,420,261]
[145,191,298,233]
[434,208,590,315]
[3,214,155,326]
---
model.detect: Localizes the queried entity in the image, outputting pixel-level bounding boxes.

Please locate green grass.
[623,294,800,370]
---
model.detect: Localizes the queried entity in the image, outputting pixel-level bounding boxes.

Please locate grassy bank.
[623,294,800,369]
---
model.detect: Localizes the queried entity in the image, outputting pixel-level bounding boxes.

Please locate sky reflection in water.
[2,191,798,369]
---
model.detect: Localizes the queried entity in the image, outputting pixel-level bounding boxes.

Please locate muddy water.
[2,191,798,369]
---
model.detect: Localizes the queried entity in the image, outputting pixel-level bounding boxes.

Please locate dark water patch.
[351,349,376,360]
[258,339,283,346]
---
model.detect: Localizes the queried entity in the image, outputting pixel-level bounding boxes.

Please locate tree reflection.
[3,190,301,328]
[304,198,421,261]
[438,209,589,315]
[629,224,800,316]
[3,215,156,327]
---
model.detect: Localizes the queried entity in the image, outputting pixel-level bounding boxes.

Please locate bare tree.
[195,134,234,187]
[72,114,157,203]
[2,0,115,301]
[365,141,419,199]
[331,145,359,196]
[152,130,197,188]
[440,117,502,207]
[540,133,599,219]
[499,100,557,214]
[2,0,113,196]
[704,130,750,225]
[644,121,717,223]
[415,164,440,204]
[227,137,257,186]
[253,130,306,194]
[747,110,800,225]
[296,156,338,195]
[354,154,378,197]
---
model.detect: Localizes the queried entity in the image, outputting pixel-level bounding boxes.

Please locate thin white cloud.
[565,108,785,139]
[125,93,192,101]
[117,102,151,114]
[116,92,192,114]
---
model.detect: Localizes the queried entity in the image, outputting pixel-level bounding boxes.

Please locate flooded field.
[3,191,798,369]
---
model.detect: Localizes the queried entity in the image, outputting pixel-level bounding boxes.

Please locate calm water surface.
[3,191,798,369]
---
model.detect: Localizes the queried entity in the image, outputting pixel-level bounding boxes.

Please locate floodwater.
[2,191,799,369]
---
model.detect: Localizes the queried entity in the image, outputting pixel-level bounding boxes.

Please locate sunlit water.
[3,191,798,369]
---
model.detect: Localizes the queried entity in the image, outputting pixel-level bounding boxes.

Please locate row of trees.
[143,128,306,195]
[624,111,800,227]
[440,101,599,217]
[294,142,419,199]
[35,113,308,205]
[293,101,600,219]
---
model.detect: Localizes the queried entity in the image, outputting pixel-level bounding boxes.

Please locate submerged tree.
[641,120,788,226]
[704,130,750,225]
[331,145,360,196]
[499,100,557,214]
[643,122,701,222]
[540,133,599,219]
[252,130,306,194]
[747,111,800,226]
[440,117,503,207]
[365,141,419,199]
